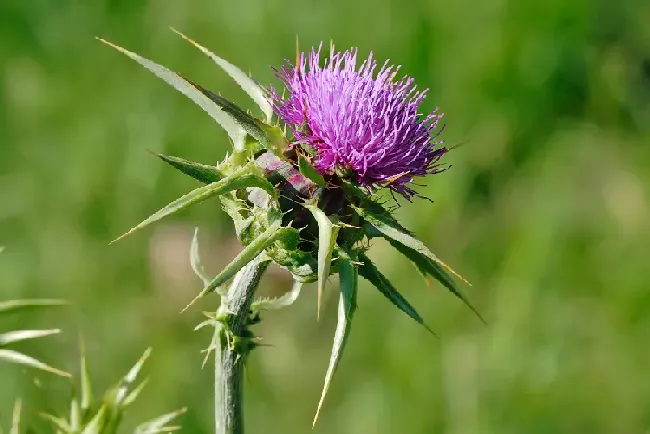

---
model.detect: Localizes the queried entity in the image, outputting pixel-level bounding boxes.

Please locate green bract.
[101,32,481,424]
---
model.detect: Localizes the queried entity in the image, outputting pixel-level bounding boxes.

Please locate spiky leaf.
[134,407,186,434]
[251,280,303,311]
[172,29,273,123]
[80,407,104,434]
[10,399,21,434]
[0,299,67,314]
[313,251,358,426]
[191,84,284,154]
[40,413,72,432]
[304,203,339,319]
[111,167,275,244]
[0,329,60,346]
[190,228,211,286]
[354,204,483,321]
[358,253,434,335]
[154,152,224,184]
[182,220,294,311]
[80,341,93,413]
[98,39,247,152]
[0,349,70,377]
[112,347,152,407]
[389,240,485,323]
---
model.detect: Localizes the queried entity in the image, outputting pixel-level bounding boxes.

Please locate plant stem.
[215,255,269,434]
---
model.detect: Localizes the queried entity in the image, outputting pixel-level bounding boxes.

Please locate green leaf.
[0,299,67,314]
[10,399,21,434]
[172,28,273,123]
[358,253,435,335]
[122,379,149,407]
[313,251,358,426]
[0,349,70,377]
[80,407,105,434]
[354,204,483,322]
[190,228,211,286]
[134,407,186,434]
[97,38,247,152]
[251,280,303,311]
[152,152,223,184]
[0,329,60,346]
[182,221,292,311]
[111,166,275,244]
[304,203,340,319]
[70,398,81,432]
[113,347,152,407]
[80,341,93,414]
[190,83,282,154]
[356,206,470,284]
[40,413,72,432]
[298,155,326,188]
[389,240,485,324]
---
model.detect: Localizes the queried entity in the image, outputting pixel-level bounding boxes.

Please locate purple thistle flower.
[269,44,449,199]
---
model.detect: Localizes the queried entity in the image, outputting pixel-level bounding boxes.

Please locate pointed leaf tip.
[171,28,273,123]
[111,167,273,244]
[11,398,21,434]
[355,205,483,323]
[313,252,358,426]
[304,204,339,320]
[98,37,247,151]
[0,329,61,346]
[151,150,224,184]
[181,221,288,312]
[0,349,71,377]
[358,253,436,337]
[190,227,211,286]
[389,240,486,325]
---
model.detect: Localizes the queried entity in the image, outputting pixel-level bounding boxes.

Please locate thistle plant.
[41,347,185,434]
[0,247,69,378]
[99,31,482,433]
[0,281,68,433]
[1,248,182,433]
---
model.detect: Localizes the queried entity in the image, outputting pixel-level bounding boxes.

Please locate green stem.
[215,255,269,434]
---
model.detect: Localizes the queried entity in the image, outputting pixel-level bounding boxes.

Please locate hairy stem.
[215,255,269,434]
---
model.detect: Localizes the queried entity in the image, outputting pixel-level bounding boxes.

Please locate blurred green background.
[1,0,650,432]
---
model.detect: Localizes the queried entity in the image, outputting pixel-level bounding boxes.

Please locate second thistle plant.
[100,31,482,428]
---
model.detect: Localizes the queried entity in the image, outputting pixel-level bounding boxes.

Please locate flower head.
[270,45,449,199]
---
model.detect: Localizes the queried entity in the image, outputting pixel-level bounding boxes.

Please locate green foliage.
[353,203,485,323]
[97,38,247,153]
[313,250,358,426]
[0,297,69,377]
[303,202,339,319]
[357,252,434,335]
[154,152,225,184]
[171,28,274,123]
[41,348,185,434]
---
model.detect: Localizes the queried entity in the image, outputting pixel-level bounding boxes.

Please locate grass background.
[1,0,650,432]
